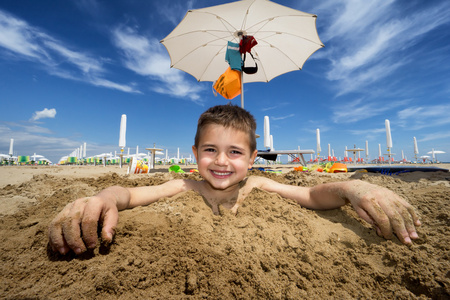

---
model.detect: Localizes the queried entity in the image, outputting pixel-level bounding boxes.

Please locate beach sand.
[0,164,449,299]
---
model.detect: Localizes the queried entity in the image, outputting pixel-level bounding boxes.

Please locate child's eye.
[204,148,216,152]
[230,150,242,155]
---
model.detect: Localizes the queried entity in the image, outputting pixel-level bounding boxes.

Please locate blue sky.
[1,0,449,164]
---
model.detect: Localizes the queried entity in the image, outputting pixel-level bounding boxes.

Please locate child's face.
[192,124,257,191]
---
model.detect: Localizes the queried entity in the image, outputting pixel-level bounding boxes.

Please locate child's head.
[194,104,257,152]
[193,104,258,191]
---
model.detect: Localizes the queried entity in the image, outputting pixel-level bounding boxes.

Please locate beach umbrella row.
[314,120,445,163]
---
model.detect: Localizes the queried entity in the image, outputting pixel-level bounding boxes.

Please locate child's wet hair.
[195,104,257,152]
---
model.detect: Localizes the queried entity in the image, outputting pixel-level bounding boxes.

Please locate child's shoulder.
[244,175,278,189]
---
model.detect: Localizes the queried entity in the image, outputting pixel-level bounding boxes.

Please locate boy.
[48,105,420,255]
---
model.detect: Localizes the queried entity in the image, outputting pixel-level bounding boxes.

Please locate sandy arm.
[48,179,196,255]
[244,176,420,245]
[244,176,347,209]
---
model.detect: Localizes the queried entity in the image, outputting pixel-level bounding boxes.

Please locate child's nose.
[215,152,228,166]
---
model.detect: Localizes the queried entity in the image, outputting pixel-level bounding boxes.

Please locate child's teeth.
[213,171,230,175]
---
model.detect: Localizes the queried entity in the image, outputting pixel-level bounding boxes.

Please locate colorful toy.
[309,164,323,172]
[169,165,185,173]
[294,166,309,172]
[328,163,348,173]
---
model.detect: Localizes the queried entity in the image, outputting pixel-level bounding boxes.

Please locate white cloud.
[156,0,195,27]
[397,104,450,130]
[261,102,290,112]
[332,98,410,124]
[419,131,450,143]
[0,10,46,59]
[315,0,450,96]
[0,9,139,94]
[111,26,204,103]
[271,114,295,121]
[30,108,57,122]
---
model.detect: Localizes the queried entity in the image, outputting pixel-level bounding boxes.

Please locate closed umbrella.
[161,0,324,108]
[316,129,321,156]
[365,140,369,161]
[378,144,382,162]
[413,137,419,162]
[119,114,127,168]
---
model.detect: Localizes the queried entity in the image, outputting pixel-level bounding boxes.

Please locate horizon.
[1,0,449,164]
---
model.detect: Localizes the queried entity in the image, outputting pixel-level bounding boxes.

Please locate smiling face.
[192,124,257,192]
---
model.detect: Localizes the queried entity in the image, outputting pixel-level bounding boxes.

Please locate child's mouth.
[210,170,232,178]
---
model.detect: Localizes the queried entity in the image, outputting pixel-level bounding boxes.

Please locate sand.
[0,164,449,299]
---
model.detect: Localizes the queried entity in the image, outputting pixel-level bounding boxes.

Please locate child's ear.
[248,150,258,168]
[192,145,199,162]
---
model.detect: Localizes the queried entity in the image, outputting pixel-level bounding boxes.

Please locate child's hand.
[345,180,421,245]
[48,196,118,255]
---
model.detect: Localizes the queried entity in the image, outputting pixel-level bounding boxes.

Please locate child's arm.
[248,176,420,245]
[48,179,192,255]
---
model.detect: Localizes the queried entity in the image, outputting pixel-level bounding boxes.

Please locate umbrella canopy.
[161,0,323,107]
[427,149,445,162]
[31,154,45,161]
[95,153,113,158]
[427,150,445,154]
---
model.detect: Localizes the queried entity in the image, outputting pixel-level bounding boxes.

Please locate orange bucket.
[328,163,347,173]
[127,157,149,174]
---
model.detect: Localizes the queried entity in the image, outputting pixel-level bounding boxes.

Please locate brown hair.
[194,104,257,152]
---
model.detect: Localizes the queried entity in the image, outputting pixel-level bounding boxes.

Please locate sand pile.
[0,166,449,299]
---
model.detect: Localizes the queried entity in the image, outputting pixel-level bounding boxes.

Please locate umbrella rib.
[258,30,324,47]
[255,33,321,70]
[190,11,240,37]
[168,33,231,68]
[246,15,324,47]
[162,29,236,43]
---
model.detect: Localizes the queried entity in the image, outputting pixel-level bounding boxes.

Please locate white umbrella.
[365,140,369,158]
[378,144,382,160]
[119,114,127,168]
[135,153,148,158]
[119,114,127,148]
[413,137,419,162]
[264,116,270,149]
[316,129,321,154]
[429,149,435,162]
[420,155,430,163]
[413,137,419,155]
[32,154,45,161]
[385,119,393,148]
[9,138,14,156]
[427,149,445,162]
[161,0,324,108]
[427,150,445,154]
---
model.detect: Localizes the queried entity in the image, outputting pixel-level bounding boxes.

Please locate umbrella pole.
[238,32,244,109]
[240,71,244,108]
